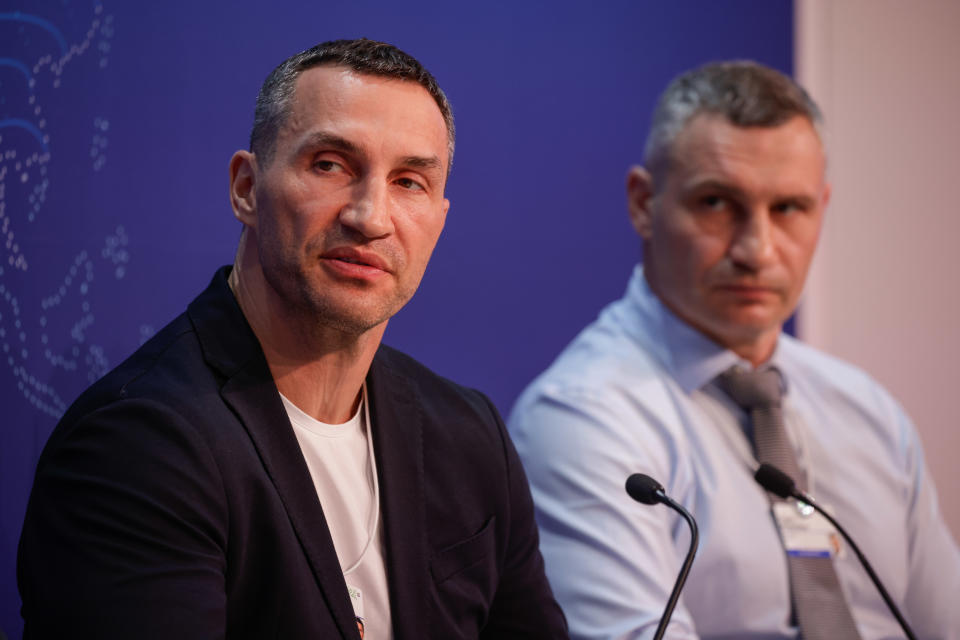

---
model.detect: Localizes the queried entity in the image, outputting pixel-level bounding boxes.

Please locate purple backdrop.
[0,1,793,635]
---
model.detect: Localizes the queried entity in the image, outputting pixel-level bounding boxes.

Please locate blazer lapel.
[367,351,430,637]
[190,268,359,640]
[222,369,359,640]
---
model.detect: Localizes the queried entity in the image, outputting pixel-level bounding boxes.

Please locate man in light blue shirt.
[509,61,960,639]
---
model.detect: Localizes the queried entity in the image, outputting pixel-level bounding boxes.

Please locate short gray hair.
[250,38,455,170]
[644,61,822,182]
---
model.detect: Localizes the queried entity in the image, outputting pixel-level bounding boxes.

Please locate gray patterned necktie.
[717,366,862,640]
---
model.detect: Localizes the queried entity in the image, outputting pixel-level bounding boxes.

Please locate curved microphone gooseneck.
[754,463,917,640]
[625,473,699,640]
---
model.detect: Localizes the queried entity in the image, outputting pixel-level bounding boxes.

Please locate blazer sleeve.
[18,398,229,639]
[478,393,569,639]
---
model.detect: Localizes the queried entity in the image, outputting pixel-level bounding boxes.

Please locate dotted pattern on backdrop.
[0,4,154,420]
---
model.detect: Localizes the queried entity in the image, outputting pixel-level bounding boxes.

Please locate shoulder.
[40,266,263,478]
[779,334,874,383]
[511,266,678,422]
[778,335,922,477]
[520,298,669,409]
[36,309,232,474]
[508,302,689,484]
[371,344,514,474]
[27,310,234,546]
[373,343,499,423]
[55,267,263,442]
[55,311,217,434]
[778,335,908,425]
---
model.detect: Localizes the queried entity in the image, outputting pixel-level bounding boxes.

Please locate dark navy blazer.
[18,268,567,639]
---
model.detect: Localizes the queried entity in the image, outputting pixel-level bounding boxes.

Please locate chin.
[312,307,389,336]
[692,306,775,340]
[714,317,783,347]
[714,302,782,328]
[310,294,406,336]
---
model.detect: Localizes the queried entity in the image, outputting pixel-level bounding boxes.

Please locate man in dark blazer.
[18,39,567,639]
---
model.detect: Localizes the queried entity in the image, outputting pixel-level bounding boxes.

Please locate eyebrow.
[682,179,746,200]
[399,154,444,173]
[295,131,361,157]
[683,178,743,193]
[684,178,817,206]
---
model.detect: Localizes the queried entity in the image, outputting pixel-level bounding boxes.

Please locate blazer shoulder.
[76,313,203,400]
[48,310,224,458]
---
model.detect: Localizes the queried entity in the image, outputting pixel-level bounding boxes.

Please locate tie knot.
[716,366,783,410]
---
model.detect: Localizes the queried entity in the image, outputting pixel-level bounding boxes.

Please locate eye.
[700,195,728,211]
[313,159,344,174]
[395,177,425,191]
[772,200,806,216]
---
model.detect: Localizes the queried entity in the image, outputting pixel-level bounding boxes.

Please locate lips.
[321,247,390,273]
[714,283,779,300]
[318,246,393,282]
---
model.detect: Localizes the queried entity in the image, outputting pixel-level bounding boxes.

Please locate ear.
[427,197,450,242]
[626,166,656,239]
[229,150,258,227]
[821,180,832,212]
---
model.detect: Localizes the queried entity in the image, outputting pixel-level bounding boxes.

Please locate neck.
[230,239,385,424]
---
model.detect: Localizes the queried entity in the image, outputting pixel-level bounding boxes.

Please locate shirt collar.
[627,265,788,394]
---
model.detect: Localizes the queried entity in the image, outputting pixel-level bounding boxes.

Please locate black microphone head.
[625,473,665,505]
[754,463,797,499]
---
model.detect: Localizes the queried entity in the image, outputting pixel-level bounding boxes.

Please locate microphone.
[625,473,666,505]
[754,463,917,640]
[625,474,699,640]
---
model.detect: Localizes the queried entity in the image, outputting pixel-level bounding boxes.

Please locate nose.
[728,209,776,270]
[338,178,394,239]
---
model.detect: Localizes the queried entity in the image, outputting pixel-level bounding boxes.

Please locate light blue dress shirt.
[509,266,960,639]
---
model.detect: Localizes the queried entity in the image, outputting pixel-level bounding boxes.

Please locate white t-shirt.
[281,385,392,640]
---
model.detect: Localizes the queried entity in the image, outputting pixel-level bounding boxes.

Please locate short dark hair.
[249,38,455,168]
[644,61,822,182]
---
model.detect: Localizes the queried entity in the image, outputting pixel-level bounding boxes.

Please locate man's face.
[629,113,829,360]
[247,65,450,334]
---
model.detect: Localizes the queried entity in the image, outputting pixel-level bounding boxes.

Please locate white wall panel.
[796,0,960,538]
